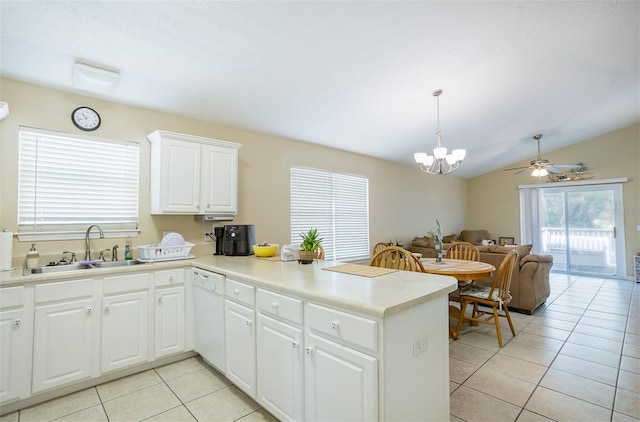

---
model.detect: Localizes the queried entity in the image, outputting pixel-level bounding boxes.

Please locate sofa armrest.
[520,254,553,267]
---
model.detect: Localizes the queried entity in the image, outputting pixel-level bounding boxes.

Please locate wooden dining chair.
[369,246,425,272]
[446,242,480,261]
[372,242,391,256]
[454,250,519,347]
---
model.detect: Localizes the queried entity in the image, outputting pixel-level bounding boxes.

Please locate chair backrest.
[488,250,519,303]
[446,241,480,261]
[315,244,325,260]
[372,242,391,255]
[369,246,425,272]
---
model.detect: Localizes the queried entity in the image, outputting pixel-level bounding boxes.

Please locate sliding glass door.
[538,184,624,276]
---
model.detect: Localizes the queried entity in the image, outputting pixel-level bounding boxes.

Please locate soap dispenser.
[26,243,40,269]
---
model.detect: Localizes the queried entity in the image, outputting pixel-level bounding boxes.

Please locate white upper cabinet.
[147,130,241,215]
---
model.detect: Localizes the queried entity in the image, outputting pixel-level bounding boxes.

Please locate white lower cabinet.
[304,332,378,421]
[225,298,256,397]
[155,285,185,358]
[0,285,33,404]
[256,312,304,421]
[154,268,186,358]
[101,272,150,373]
[32,278,99,393]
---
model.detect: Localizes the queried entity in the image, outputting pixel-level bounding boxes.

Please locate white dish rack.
[138,242,194,262]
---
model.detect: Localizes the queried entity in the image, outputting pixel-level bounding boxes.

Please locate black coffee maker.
[222,224,256,256]
[213,227,225,255]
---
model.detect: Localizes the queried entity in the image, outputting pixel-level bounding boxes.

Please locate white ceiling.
[1,1,638,178]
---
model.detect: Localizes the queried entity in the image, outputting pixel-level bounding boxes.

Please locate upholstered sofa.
[409,229,553,313]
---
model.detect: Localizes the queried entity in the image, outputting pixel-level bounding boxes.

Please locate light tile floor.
[1,273,638,422]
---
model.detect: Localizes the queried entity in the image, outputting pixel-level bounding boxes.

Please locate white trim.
[17,229,140,242]
[518,177,628,190]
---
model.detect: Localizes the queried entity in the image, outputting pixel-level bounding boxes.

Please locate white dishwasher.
[192,268,226,372]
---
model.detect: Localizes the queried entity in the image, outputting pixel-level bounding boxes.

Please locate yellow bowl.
[252,244,279,257]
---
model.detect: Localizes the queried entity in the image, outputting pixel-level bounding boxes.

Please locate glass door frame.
[519,178,627,278]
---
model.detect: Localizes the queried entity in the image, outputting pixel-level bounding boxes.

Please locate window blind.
[290,167,369,261]
[18,127,139,233]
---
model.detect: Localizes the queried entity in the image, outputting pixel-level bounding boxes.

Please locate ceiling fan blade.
[503,166,530,171]
[515,168,530,175]
[546,166,565,174]
[549,164,582,169]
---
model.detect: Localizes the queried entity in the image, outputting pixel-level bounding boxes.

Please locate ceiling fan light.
[531,168,541,177]
[452,149,466,161]
[433,147,447,159]
[538,168,548,177]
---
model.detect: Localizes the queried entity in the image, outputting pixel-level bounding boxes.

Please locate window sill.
[16,229,140,242]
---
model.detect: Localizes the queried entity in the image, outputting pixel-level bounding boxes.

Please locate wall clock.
[71,106,101,131]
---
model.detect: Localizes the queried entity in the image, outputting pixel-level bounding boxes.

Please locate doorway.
[538,184,625,276]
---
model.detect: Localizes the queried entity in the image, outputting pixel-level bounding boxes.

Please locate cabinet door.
[201,145,238,214]
[257,313,304,422]
[32,298,96,393]
[225,299,256,397]
[101,291,149,372]
[305,332,378,422]
[155,286,185,358]
[160,138,201,213]
[0,307,29,403]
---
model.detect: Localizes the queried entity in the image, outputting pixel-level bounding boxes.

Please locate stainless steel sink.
[25,260,146,275]
[93,260,147,268]
[26,263,92,275]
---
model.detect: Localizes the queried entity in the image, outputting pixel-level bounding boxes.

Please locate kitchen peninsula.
[1,255,457,420]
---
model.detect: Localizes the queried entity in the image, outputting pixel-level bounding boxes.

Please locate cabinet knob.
[13,318,21,326]
[211,283,216,291]
[158,296,163,303]
[305,346,313,354]
[292,341,299,349]
[169,275,174,282]
[86,307,93,314]
[271,302,279,309]
[104,305,110,312]
[246,319,252,326]
[233,289,240,296]
[331,320,339,329]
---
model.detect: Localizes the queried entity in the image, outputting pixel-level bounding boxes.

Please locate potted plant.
[299,228,323,264]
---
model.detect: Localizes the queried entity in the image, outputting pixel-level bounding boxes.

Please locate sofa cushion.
[443,234,457,243]
[412,236,431,247]
[460,229,491,245]
[487,244,532,258]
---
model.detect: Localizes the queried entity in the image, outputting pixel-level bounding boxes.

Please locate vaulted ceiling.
[1,1,638,178]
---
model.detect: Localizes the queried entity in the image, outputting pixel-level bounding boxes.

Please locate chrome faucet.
[85,224,105,261]
[111,244,119,261]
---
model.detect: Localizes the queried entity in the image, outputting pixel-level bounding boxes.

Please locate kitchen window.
[290,167,369,261]
[17,127,140,241]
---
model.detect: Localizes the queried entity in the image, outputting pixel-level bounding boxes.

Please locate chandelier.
[414,89,466,175]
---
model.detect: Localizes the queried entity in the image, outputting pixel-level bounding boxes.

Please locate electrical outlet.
[204,232,214,242]
[413,335,428,356]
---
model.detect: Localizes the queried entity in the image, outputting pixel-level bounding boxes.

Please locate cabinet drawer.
[0,285,25,308]
[306,303,378,352]
[226,278,255,307]
[155,268,185,287]
[35,278,94,303]
[104,273,150,294]
[256,288,303,325]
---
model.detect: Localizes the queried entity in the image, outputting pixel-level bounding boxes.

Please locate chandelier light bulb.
[414,89,465,175]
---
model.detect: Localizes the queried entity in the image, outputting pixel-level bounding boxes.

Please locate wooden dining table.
[420,258,496,339]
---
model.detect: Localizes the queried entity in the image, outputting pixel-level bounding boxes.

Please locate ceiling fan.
[504,134,582,177]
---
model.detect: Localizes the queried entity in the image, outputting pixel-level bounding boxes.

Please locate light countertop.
[1,254,457,318]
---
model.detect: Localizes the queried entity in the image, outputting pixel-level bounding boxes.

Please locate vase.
[298,250,316,264]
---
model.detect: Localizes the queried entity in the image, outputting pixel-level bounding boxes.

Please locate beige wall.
[0,78,467,264]
[466,123,640,277]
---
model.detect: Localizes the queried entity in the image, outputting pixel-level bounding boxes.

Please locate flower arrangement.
[428,220,445,263]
